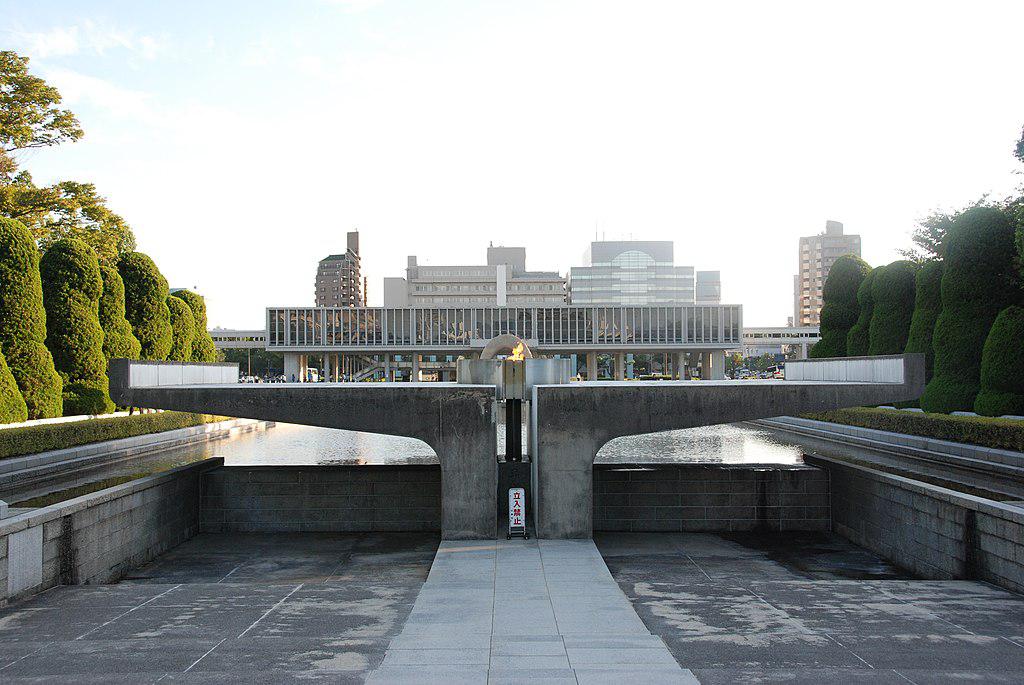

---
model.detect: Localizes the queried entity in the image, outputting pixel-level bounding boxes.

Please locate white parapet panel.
[128,361,239,387]
[785,356,904,383]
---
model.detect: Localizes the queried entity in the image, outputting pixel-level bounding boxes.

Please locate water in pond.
[200,422,803,466]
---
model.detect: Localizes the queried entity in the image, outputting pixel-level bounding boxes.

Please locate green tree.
[172,289,217,362]
[0,52,134,264]
[166,296,195,362]
[921,207,1022,413]
[869,261,918,355]
[846,269,876,356]
[99,265,142,360]
[0,216,62,418]
[118,252,172,360]
[0,349,28,423]
[39,239,113,415]
[0,51,83,177]
[904,260,944,382]
[809,254,871,358]
[974,306,1024,417]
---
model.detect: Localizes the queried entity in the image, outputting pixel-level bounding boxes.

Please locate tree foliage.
[846,269,876,356]
[975,306,1024,417]
[809,255,870,358]
[0,216,62,418]
[868,260,917,355]
[922,207,1022,413]
[0,52,134,265]
[0,51,83,174]
[99,265,141,361]
[39,239,114,415]
[898,199,987,263]
[0,349,27,424]
[166,296,196,362]
[904,260,944,382]
[118,252,172,361]
[172,289,217,362]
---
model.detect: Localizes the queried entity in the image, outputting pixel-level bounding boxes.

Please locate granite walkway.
[368,538,697,684]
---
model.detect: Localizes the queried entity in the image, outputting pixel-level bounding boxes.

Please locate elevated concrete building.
[315,231,363,307]
[794,220,861,325]
[383,245,564,308]
[567,240,720,306]
[741,325,820,359]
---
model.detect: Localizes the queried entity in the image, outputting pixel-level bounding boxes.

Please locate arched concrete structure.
[108,360,497,540]
[479,334,533,360]
[530,353,927,538]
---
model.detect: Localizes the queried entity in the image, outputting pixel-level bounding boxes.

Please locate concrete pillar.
[284,353,300,383]
[625,353,634,379]
[699,351,710,380]
[800,342,808,360]
[676,352,686,380]
[323,354,331,383]
[614,353,625,381]
[412,354,421,383]
[702,350,725,380]
[586,351,598,381]
[384,353,392,382]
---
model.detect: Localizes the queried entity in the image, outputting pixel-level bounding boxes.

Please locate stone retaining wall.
[808,455,1024,594]
[593,463,830,532]
[0,458,220,604]
[200,465,442,533]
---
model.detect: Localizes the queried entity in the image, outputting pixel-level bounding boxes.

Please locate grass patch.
[800,407,1024,452]
[0,412,224,461]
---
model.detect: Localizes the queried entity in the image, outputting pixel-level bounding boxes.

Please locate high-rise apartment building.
[315,231,363,307]
[793,220,861,326]
[382,245,565,307]
[567,240,720,305]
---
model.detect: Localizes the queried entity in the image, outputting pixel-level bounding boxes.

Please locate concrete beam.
[108,359,497,540]
[532,353,926,538]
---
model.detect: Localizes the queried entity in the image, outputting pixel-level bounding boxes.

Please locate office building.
[567,240,720,305]
[794,221,861,326]
[315,231,363,308]
[383,245,565,307]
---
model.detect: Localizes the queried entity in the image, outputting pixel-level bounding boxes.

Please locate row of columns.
[283,349,728,383]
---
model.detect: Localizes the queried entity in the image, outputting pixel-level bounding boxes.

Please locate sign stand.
[507,487,528,539]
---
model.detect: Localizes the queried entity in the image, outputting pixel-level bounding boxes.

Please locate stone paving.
[598,531,1024,684]
[0,532,438,683]
[368,539,696,684]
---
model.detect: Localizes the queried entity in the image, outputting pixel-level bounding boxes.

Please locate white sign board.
[508,487,526,534]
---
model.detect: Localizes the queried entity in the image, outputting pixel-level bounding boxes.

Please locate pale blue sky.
[4,1,1024,327]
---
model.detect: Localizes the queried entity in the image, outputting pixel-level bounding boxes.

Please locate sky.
[4,0,1023,328]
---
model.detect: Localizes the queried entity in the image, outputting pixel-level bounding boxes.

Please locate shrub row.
[800,406,1024,452]
[0,411,222,460]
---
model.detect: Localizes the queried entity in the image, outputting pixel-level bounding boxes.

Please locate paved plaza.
[1,531,1024,682]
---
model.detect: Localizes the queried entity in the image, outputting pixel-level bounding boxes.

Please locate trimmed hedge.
[904,260,944,382]
[974,306,1024,417]
[869,260,917,355]
[40,239,114,416]
[166,295,196,362]
[0,411,221,460]
[801,407,1024,452]
[118,252,172,360]
[0,216,63,419]
[846,268,876,356]
[99,265,142,361]
[809,254,870,358]
[172,289,217,362]
[922,207,1021,413]
[0,349,28,424]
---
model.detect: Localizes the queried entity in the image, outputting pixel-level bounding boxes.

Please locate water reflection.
[203,422,801,466]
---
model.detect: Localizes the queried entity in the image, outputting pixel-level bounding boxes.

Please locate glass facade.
[267,304,741,349]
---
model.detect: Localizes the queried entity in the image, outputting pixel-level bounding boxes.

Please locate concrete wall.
[810,455,1024,594]
[0,459,220,605]
[593,464,830,532]
[201,466,442,533]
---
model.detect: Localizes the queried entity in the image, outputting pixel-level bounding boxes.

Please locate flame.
[508,342,525,362]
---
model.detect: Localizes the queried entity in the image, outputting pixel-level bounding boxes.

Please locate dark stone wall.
[812,455,1024,594]
[201,465,442,533]
[593,464,830,532]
